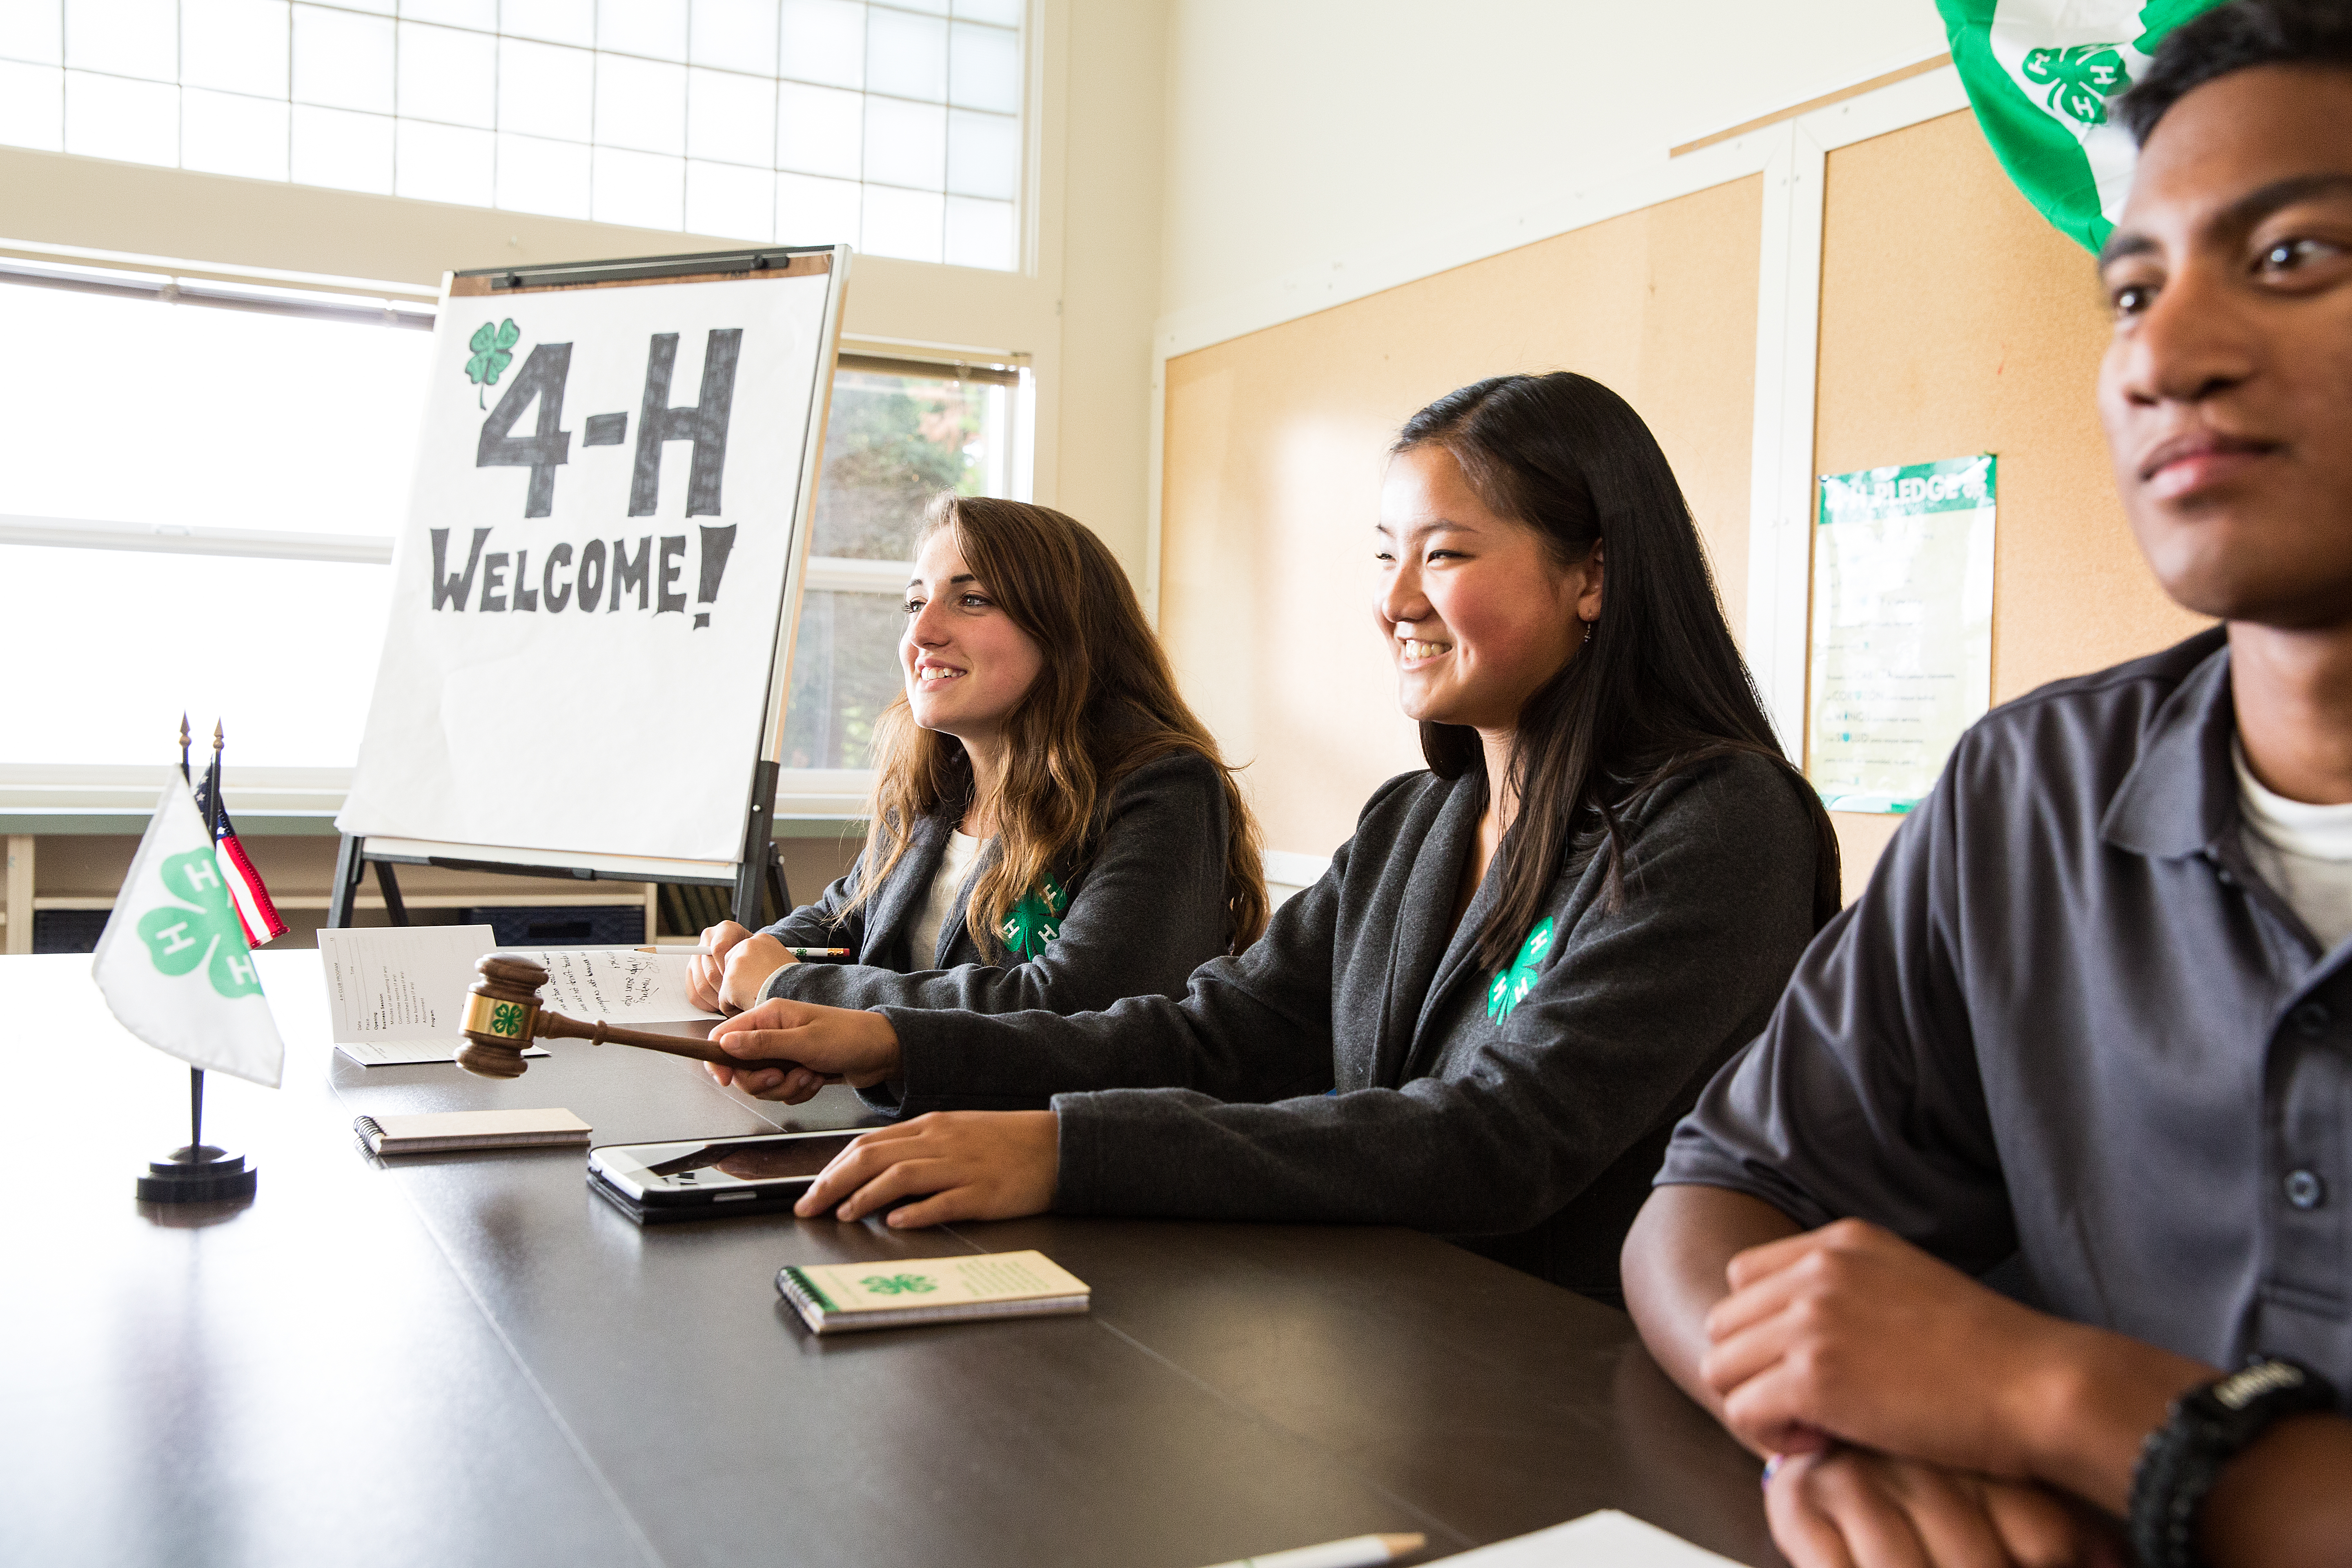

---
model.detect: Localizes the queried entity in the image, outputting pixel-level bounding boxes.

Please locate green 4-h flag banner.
[1938,0,2225,251]
[91,773,285,1088]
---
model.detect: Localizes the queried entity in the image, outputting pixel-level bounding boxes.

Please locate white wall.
[1156,0,1948,323]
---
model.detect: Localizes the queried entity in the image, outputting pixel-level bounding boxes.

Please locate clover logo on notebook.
[137,849,263,1000]
[861,1273,939,1296]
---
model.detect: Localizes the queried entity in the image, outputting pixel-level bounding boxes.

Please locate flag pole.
[180,714,201,1153]
[189,721,228,1158]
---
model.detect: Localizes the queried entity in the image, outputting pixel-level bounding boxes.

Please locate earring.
[1580,619,1592,645]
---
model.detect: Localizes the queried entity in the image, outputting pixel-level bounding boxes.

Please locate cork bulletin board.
[1812,111,2206,893]
[1159,177,1764,861]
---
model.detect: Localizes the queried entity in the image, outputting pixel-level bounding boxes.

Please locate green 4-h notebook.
[774,1250,1090,1334]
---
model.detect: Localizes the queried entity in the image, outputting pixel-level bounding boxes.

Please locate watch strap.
[2129,1357,2338,1568]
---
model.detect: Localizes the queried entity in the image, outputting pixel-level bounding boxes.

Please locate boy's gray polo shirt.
[1663,626,2352,1396]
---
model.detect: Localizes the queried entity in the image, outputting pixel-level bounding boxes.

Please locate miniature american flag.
[194,753,288,947]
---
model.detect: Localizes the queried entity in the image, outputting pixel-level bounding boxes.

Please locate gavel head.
[456,953,550,1079]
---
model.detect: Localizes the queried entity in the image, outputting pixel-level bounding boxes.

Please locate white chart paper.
[339,268,835,863]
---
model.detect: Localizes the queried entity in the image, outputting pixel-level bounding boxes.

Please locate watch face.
[2212,1360,2307,1412]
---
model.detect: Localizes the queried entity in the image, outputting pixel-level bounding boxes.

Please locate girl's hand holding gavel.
[705,998,902,1104]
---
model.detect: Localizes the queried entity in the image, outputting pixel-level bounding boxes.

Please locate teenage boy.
[1621,4,2352,1565]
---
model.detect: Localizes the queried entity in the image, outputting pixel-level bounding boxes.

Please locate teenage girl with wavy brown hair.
[690,494,1266,1111]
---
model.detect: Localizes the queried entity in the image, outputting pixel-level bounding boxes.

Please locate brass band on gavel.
[455,953,745,1079]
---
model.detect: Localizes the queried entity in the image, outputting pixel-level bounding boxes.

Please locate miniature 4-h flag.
[92,773,285,1088]
[1938,1,2225,251]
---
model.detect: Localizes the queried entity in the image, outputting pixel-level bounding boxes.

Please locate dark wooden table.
[0,951,1779,1568]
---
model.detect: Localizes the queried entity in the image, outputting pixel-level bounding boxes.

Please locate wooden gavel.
[456,953,748,1079]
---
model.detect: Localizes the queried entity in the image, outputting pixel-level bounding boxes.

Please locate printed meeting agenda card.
[775,1252,1091,1335]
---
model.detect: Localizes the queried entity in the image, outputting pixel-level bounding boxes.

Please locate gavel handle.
[531,1010,751,1067]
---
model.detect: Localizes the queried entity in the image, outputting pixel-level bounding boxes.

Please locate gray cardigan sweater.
[878,752,1824,1301]
[757,750,1234,1018]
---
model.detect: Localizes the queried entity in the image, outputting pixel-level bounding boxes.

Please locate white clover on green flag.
[92,773,285,1088]
[1938,0,2226,251]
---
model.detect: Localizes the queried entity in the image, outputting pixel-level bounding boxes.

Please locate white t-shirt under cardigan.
[907,830,983,967]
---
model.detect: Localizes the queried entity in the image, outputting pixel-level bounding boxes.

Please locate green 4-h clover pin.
[997,875,1070,961]
[137,847,263,1000]
[861,1273,937,1296]
[1485,916,1555,1023]
[464,318,521,408]
[2021,44,2132,128]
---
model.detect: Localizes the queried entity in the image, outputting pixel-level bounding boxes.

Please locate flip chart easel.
[330,245,851,934]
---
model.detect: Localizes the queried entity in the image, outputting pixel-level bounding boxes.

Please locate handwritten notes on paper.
[318,927,718,1066]
[1807,455,1997,815]
[522,947,710,1024]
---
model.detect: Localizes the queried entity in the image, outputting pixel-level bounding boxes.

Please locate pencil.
[636,945,854,959]
[1194,1533,1425,1568]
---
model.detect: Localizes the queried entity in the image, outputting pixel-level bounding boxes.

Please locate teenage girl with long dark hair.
[707,373,1838,1301]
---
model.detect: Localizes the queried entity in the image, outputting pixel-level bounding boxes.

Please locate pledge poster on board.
[339,271,831,864]
[1805,455,1997,815]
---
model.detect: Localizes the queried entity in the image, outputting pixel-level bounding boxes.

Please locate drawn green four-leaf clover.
[465,318,521,407]
[862,1273,938,1296]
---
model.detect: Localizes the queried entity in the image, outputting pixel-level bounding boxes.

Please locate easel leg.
[730,863,763,931]
[765,841,790,924]
[376,862,409,926]
[732,760,780,930]
[328,834,365,929]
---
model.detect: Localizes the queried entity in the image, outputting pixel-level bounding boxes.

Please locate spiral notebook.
[354,1108,592,1155]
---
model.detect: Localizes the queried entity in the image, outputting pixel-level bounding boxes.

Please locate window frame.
[0,0,1031,272]
[0,262,1032,822]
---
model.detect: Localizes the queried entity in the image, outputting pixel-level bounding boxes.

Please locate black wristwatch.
[2128,1356,2339,1568]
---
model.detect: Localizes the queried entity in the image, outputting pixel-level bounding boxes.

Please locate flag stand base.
[136,1144,258,1203]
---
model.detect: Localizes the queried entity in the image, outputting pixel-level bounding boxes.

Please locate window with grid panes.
[781,355,1019,771]
[0,0,1025,270]
[0,275,1022,778]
